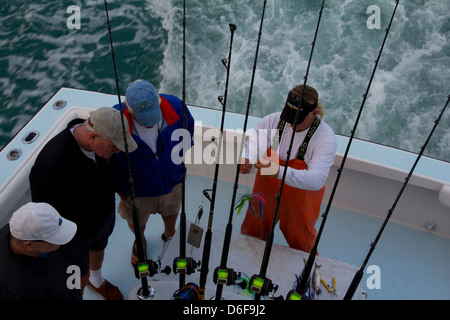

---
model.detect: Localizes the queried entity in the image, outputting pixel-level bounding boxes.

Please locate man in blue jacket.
[112,80,195,265]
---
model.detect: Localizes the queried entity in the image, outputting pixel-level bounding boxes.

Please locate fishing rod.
[213,0,267,301]
[249,0,326,301]
[197,23,237,300]
[289,0,400,300]
[104,0,169,300]
[344,94,449,300]
[172,0,198,291]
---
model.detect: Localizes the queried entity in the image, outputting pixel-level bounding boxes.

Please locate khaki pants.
[118,183,182,226]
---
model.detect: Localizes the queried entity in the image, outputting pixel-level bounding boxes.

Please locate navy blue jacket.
[0,225,82,300]
[112,94,194,197]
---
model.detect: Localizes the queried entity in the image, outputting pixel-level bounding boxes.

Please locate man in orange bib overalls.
[240,85,336,253]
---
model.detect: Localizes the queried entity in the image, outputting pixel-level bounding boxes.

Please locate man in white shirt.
[239,84,336,253]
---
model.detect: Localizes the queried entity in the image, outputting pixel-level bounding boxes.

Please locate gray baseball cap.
[88,107,137,153]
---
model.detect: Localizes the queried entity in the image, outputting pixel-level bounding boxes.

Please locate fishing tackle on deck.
[248,0,326,301]
[172,282,201,300]
[344,94,449,300]
[249,274,278,297]
[213,0,268,301]
[173,257,201,276]
[235,192,266,219]
[213,267,246,289]
[197,23,237,300]
[293,0,400,299]
[134,259,171,280]
[250,193,266,219]
[234,193,252,215]
[320,277,337,297]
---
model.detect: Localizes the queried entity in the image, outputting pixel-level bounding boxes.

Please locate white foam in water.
[145,0,449,160]
[0,0,448,161]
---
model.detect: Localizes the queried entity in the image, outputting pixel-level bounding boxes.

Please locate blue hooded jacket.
[112,94,194,197]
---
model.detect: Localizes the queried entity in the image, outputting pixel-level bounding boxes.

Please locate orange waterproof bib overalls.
[240,118,325,253]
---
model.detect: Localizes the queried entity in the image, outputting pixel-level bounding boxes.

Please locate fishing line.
[180,0,188,288]
[172,0,196,292]
[104,0,149,298]
[344,94,449,300]
[213,0,267,301]
[292,0,400,299]
[104,0,169,300]
[197,23,237,300]
[249,0,326,301]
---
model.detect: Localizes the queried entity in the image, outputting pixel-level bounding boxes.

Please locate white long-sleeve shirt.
[245,112,337,191]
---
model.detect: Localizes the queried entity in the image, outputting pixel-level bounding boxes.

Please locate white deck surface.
[83,174,450,300]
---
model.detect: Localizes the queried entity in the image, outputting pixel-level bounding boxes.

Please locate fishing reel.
[249,275,279,297]
[173,257,200,275]
[286,289,309,300]
[134,259,171,280]
[213,267,247,290]
[285,267,312,300]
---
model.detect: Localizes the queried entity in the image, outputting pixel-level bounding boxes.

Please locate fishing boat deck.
[1,88,449,300]
[83,173,450,300]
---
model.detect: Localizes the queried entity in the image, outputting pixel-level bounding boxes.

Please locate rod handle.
[343,269,364,300]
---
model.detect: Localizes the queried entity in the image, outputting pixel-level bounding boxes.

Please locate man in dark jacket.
[0,202,80,300]
[112,80,194,265]
[29,107,136,300]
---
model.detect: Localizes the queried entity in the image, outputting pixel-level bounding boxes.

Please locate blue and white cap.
[9,202,77,245]
[125,80,162,127]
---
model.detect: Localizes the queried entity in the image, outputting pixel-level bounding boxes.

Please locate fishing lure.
[234,192,266,219]
[234,194,251,215]
[252,193,266,220]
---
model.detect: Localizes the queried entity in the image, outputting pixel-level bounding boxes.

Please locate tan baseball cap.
[88,107,137,153]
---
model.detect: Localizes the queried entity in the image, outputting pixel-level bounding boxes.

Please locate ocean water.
[1,0,449,161]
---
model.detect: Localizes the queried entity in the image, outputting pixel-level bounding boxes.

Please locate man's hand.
[239,158,253,174]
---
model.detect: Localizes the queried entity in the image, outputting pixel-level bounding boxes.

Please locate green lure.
[235,192,266,219]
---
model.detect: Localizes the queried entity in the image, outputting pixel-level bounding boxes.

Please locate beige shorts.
[118,183,182,226]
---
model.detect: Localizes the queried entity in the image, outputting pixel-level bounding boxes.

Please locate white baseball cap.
[9,202,77,245]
